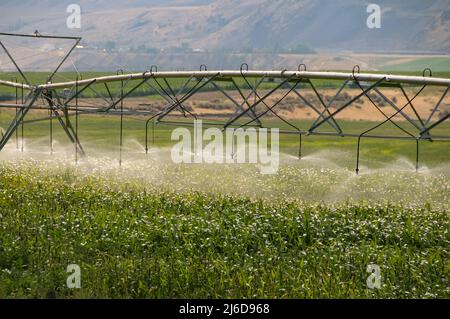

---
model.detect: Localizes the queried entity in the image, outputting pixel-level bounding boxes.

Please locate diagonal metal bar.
[51,93,83,154]
[308,79,350,132]
[51,89,86,155]
[424,85,449,127]
[353,76,416,138]
[420,114,450,136]
[156,74,220,121]
[373,87,424,132]
[210,80,262,126]
[150,75,196,117]
[399,85,426,128]
[0,89,40,151]
[354,78,416,137]
[0,40,30,86]
[355,85,427,174]
[162,77,198,118]
[47,38,81,83]
[148,78,196,118]
[104,82,115,103]
[99,78,150,112]
[238,79,301,129]
[161,77,186,116]
[309,77,386,132]
[306,79,343,133]
[290,86,341,132]
[230,77,264,124]
[238,72,300,129]
[224,74,297,128]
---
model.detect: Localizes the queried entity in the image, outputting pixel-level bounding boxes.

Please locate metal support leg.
[0,89,40,151]
[298,133,302,160]
[416,139,419,172]
[21,83,24,152]
[75,78,79,163]
[119,79,124,166]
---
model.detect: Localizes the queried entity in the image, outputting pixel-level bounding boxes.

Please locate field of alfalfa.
[0,112,448,299]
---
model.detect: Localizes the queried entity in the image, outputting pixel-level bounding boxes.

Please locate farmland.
[0,159,448,298]
[0,70,449,299]
[0,111,449,298]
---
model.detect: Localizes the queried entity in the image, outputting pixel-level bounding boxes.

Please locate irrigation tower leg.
[0,89,41,151]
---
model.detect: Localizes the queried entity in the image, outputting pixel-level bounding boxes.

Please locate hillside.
[1,0,449,52]
[0,0,449,71]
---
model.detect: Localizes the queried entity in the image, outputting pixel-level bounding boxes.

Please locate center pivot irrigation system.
[0,32,449,173]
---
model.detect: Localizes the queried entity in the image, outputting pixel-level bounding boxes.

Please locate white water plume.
[0,141,448,210]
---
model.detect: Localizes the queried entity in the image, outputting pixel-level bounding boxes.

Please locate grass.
[0,163,448,298]
[383,58,450,72]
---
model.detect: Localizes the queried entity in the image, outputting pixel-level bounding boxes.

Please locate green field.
[1,111,449,168]
[382,57,450,72]
[0,87,449,298]
[0,164,448,298]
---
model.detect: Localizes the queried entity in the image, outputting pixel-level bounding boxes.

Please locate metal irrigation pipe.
[32,70,450,91]
[48,90,53,155]
[145,113,160,154]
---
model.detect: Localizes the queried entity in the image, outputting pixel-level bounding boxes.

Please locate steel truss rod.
[277,130,450,141]
[44,94,78,154]
[51,90,86,156]
[236,76,301,131]
[235,69,301,132]
[210,81,261,126]
[302,78,349,133]
[420,114,450,137]
[156,73,220,122]
[309,77,387,132]
[0,41,30,86]
[150,75,197,118]
[0,32,81,86]
[224,74,297,128]
[355,85,426,174]
[353,76,416,138]
[0,32,81,40]
[0,89,40,151]
[372,86,425,132]
[424,85,449,127]
[153,76,205,120]
[398,85,426,129]
[46,38,81,83]
[228,77,264,126]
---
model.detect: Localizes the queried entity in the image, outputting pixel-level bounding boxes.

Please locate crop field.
[0,109,449,299]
